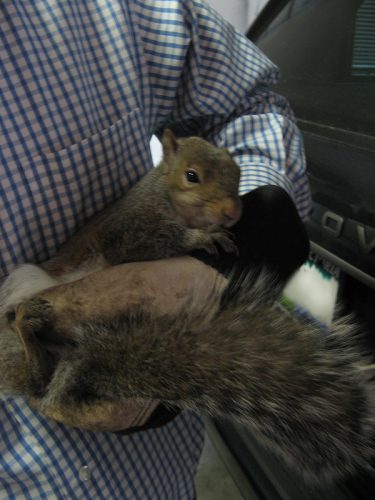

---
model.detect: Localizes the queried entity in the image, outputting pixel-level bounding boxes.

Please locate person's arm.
[134,0,311,219]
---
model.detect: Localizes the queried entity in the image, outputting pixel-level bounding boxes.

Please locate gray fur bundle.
[3,269,373,484]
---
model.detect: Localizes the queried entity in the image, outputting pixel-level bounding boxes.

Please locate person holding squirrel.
[0,1,311,498]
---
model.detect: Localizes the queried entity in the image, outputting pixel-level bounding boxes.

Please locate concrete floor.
[195,419,259,500]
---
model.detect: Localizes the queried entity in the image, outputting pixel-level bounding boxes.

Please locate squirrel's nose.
[221,199,242,227]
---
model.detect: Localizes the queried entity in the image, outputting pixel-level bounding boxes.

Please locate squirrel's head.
[160,129,242,228]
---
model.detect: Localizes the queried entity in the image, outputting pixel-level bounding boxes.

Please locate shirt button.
[79,465,91,481]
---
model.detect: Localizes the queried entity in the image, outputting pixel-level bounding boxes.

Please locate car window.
[256,0,375,146]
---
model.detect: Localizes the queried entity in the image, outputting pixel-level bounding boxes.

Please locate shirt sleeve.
[134,0,311,220]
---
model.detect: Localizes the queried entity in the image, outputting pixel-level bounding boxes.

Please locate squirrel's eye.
[185,170,200,183]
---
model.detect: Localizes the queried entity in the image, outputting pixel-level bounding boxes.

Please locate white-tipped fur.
[0,264,58,317]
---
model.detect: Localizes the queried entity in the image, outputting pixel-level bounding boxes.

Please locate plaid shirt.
[0,1,311,498]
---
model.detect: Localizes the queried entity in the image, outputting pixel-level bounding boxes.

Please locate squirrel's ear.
[161,129,179,166]
[221,147,232,157]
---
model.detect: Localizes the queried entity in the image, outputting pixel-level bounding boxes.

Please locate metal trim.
[310,241,375,289]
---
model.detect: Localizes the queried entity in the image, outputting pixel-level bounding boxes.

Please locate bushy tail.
[19,271,375,483]
[63,271,374,482]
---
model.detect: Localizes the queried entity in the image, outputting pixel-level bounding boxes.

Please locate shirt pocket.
[16,109,152,264]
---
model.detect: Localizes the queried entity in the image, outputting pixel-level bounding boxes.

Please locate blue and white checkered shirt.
[0,1,311,498]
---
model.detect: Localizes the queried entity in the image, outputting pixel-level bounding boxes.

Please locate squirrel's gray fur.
[3,269,374,484]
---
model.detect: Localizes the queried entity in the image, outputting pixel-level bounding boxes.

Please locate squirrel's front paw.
[207,226,238,255]
[185,227,237,255]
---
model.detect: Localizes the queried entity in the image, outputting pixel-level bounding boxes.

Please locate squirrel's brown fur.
[41,129,241,277]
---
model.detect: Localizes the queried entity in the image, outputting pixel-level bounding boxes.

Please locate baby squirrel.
[2,129,374,484]
[41,129,241,278]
